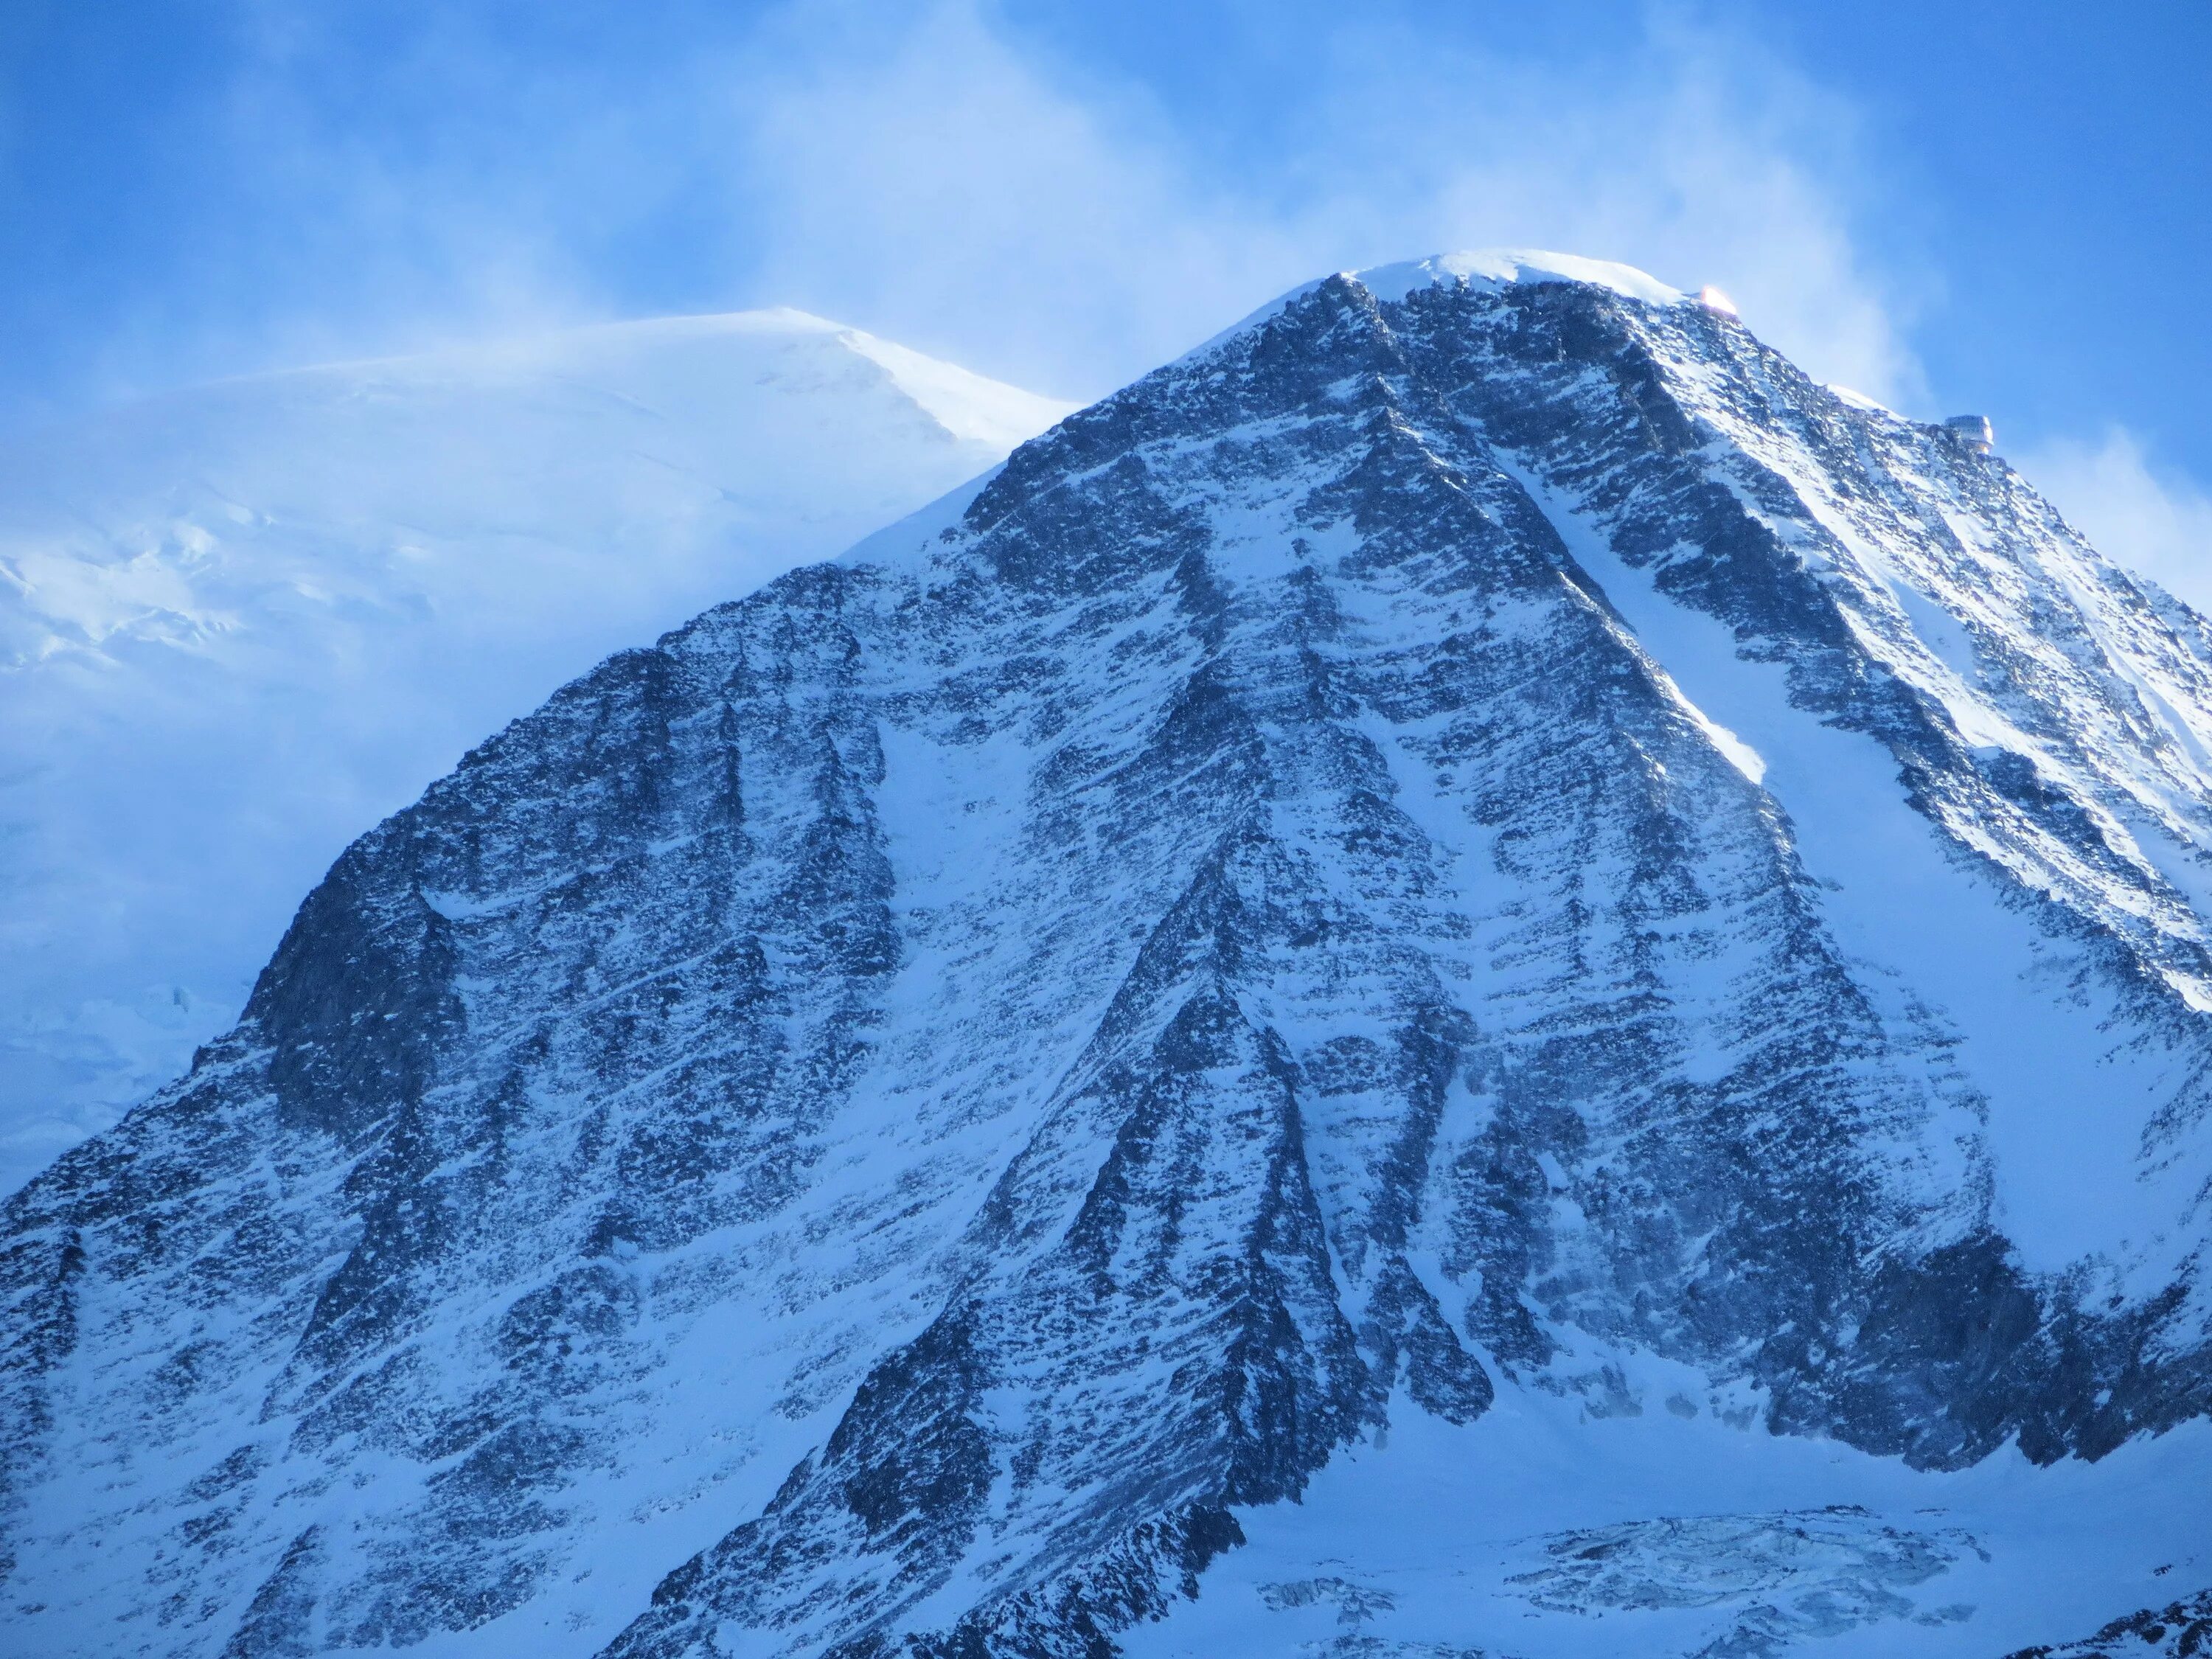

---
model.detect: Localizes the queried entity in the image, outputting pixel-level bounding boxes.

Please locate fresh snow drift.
[0,311,1074,1196]
[4,254,2211,1659]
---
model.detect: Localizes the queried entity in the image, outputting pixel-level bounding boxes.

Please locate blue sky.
[4,0,2209,583]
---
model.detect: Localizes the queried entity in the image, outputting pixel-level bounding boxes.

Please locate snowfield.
[1126,1368,2212,1659]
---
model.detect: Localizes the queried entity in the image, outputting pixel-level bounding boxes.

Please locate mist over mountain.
[0,313,1073,1196]
[4,254,2208,1659]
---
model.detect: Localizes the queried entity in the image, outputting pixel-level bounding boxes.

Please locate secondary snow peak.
[0,311,1074,1199]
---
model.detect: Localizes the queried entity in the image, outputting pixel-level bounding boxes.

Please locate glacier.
[0,311,1074,1196]
[2,254,2208,1658]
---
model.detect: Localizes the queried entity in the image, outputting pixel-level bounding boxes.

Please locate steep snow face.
[0,311,1074,1195]
[4,265,2211,1659]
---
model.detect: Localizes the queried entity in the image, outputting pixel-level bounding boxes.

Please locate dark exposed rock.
[2003,1587,2212,1658]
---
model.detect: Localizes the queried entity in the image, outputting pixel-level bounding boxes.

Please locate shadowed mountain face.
[5,258,2211,1658]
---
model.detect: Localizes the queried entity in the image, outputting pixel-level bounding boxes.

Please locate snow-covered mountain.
[4,252,2209,1659]
[0,313,1074,1196]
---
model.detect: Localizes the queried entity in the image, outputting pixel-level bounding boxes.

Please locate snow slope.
[1127,1376,2212,1659]
[0,312,1072,1195]
[4,255,2209,1659]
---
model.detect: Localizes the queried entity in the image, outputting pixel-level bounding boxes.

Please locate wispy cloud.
[24,0,1925,419]
[723,1,1925,405]
[2020,428,2212,613]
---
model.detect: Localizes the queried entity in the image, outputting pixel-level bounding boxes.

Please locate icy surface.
[4,260,2211,1659]
[0,311,1072,1194]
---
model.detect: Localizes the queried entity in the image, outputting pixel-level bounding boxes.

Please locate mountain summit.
[5,254,2208,1658]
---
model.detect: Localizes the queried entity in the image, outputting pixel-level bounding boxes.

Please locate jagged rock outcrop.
[2006,1587,2212,1658]
[4,252,2208,1658]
